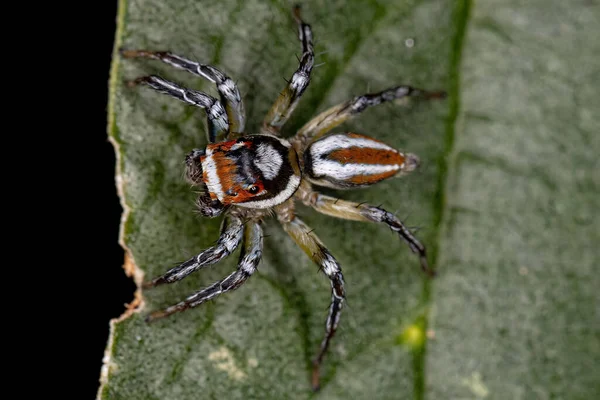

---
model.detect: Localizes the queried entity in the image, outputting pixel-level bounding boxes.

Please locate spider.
[121,6,444,391]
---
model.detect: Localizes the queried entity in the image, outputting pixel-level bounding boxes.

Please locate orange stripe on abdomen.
[327,147,405,166]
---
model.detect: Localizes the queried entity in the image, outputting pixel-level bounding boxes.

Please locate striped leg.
[127,75,229,143]
[294,86,446,154]
[297,186,435,276]
[144,215,244,288]
[121,49,245,137]
[282,216,345,391]
[147,221,263,322]
[262,6,314,134]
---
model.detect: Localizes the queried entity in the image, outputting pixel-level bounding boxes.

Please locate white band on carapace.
[237,174,301,209]
[201,148,225,201]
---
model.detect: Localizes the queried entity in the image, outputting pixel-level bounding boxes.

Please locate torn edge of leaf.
[97,100,146,398]
[97,3,147,393]
[96,253,145,400]
[97,128,146,398]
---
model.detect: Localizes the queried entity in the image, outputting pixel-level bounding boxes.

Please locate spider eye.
[248,185,260,194]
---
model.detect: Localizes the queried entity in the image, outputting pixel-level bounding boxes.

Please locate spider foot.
[125,76,152,88]
[142,275,167,289]
[292,4,303,22]
[419,254,436,278]
[119,48,150,58]
[119,49,172,61]
[423,90,447,100]
[311,359,321,392]
[145,303,186,323]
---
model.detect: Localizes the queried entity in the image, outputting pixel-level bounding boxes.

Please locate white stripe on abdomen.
[311,159,400,180]
[310,135,392,154]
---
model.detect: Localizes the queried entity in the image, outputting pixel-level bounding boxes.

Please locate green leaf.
[100,0,599,399]
[427,1,600,399]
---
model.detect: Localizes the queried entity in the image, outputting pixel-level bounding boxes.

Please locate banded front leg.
[147,221,263,322]
[297,186,435,276]
[121,49,245,138]
[128,75,229,142]
[294,85,445,154]
[281,216,345,391]
[262,6,314,134]
[144,215,244,288]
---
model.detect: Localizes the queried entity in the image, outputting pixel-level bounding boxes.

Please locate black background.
[86,0,135,397]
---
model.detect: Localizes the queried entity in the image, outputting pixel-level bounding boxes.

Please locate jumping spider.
[121,6,444,391]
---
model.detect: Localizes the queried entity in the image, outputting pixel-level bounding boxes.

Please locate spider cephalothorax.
[122,5,444,391]
[196,135,301,209]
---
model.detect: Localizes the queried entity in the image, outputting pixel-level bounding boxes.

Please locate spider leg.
[293,85,446,154]
[127,75,229,143]
[281,216,345,391]
[147,220,263,322]
[121,49,245,137]
[262,6,314,134]
[144,215,244,288]
[297,187,435,276]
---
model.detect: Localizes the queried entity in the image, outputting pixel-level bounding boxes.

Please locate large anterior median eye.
[248,185,260,194]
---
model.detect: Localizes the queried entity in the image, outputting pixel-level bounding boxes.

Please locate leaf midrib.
[418,1,472,399]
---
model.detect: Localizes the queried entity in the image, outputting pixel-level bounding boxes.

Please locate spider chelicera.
[121,6,444,391]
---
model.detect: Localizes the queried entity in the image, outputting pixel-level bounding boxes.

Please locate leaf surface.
[427,1,600,399]
[100,0,599,399]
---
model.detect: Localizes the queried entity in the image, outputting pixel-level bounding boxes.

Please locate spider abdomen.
[303,133,419,189]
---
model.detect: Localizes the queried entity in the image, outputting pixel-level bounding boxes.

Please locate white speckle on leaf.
[405,38,415,48]
[208,346,247,381]
[519,267,529,275]
[461,372,489,398]
[248,358,259,368]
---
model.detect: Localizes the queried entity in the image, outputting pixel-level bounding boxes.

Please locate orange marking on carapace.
[327,148,405,166]
[208,139,251,154]
[231,180,266,203]
[214,155,239,204]
[349,170,399,185]
[204,140,268,205]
